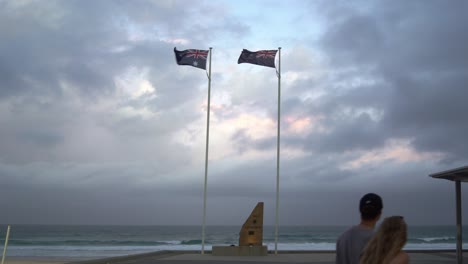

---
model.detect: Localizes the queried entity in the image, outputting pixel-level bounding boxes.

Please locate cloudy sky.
[1,0,468,227]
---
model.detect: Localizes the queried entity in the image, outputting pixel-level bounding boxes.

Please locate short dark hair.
[359,193,383,220]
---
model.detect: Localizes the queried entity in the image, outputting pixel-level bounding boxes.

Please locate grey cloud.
[0,0,248,100]
[278,0,468,161]
[322,14,383,66]
[17,129,64,147]
[0,0,221,165]
[231,129,276,154]
[1,0,468,226]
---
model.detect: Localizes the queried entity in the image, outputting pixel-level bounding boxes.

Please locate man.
[336,193,383,264]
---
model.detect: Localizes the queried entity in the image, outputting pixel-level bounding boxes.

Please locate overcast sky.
[1,0,468,227]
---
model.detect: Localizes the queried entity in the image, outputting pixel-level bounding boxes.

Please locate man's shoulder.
[338,225,373,244]
[340,225,370,236]
[349,225,373,234]
[337,225,358,243]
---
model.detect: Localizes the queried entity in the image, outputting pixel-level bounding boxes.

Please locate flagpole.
[2,225,10,264]
[201,47,212,255]
[274,47,281,255]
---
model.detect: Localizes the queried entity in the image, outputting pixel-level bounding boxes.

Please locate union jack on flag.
[238,49,278,68]
[174,47,209,70]
[256,50,277,59]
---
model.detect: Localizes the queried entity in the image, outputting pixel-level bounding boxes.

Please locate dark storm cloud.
[0,0,247,163]
[322,14,383,66]
[276,0,468,163]
[382,74,468,159]
[1,0,467,227]
[218,0,468,226]
[0,0,248,160]
[0,1,119,98]
[0,0,247,99]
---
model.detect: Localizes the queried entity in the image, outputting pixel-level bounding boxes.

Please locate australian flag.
[238,49,277,68]
[174,47,209,70]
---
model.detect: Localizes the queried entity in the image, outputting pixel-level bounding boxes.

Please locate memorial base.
[212,245,268,256]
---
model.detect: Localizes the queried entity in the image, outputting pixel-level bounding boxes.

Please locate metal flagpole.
[1,225,10,264]
[274,47,281,255]
[201,47,212,255]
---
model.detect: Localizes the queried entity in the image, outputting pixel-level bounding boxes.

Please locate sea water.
[0,225,466,258]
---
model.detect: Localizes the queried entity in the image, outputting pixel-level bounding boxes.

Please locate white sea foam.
[418,236,454,242]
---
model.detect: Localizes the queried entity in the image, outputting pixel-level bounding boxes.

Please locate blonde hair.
[360,216,407,264]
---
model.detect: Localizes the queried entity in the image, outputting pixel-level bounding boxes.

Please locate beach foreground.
[8,250,467,264]
[7,260,66,264]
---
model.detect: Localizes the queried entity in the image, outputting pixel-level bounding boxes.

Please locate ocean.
[0,225,467,258]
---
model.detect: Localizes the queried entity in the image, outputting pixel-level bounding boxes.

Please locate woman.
[360,216,409,264]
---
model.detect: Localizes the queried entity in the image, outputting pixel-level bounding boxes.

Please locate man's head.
[359,193,383,221]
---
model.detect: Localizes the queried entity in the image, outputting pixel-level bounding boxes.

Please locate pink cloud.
[284,115,328,135]
[342,139,446,170]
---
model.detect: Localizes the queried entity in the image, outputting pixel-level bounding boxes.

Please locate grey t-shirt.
[335,225,373,264]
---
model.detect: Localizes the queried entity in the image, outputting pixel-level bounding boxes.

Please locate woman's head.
[360,216,407,264]
[377,216,407,244]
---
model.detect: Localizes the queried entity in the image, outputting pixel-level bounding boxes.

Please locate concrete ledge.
[67,250,197,264]
[212,246,268,256]
[66,250,468,264]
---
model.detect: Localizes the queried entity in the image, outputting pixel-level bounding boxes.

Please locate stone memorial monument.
[239,202,264,246]
[212,202,268,256]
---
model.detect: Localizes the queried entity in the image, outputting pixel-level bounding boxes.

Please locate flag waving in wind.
[174,47,209,70]
[238,49,278,68]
